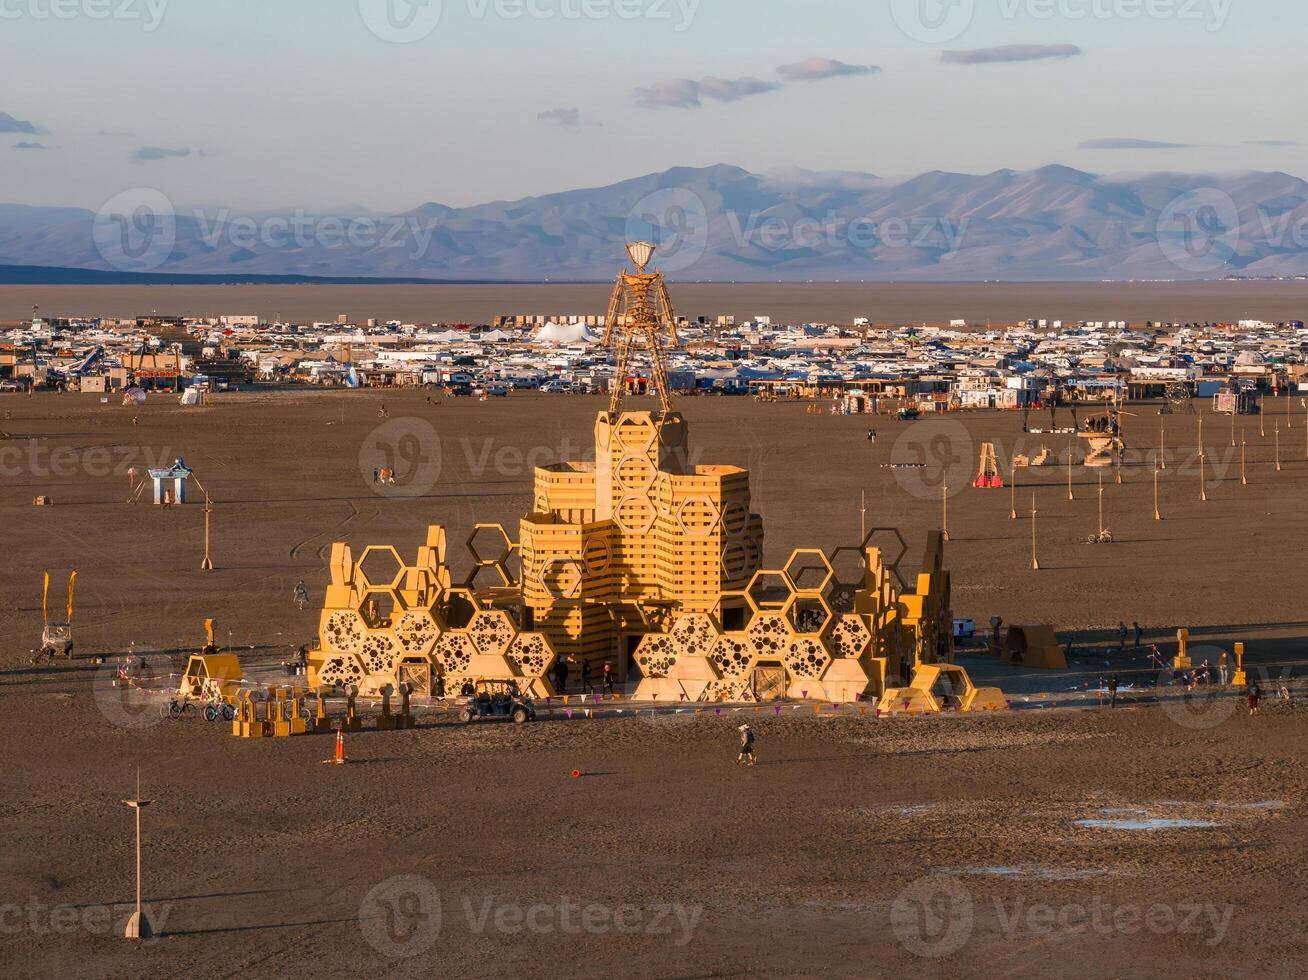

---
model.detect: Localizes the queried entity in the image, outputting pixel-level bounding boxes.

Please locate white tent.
[534,321,599,346]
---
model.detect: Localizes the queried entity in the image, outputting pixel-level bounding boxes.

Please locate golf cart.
[31,570,76,663]
[457,680,535,725]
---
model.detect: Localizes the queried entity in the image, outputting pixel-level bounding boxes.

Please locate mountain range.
[3,164,1308,282]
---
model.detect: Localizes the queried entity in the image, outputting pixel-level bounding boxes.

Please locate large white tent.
[534,321,599,345]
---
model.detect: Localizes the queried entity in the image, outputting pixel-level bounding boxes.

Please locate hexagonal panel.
[711,635,755,679]
[614,495,657,536]
[615,417,657,451]
[784,592,832,636]
[746,570,792,612]
[442,587,480,629]
[676,496,721,538]
[863,527,909,590]
[721,541,750,583]
[829,614,873,659]
[785,636,831,679]
[616,455,657,493]
[634,633,678,678]
[321,609,366,655]
[358,589,399,629]
[467,609,517,657]
[747,613,791,660]
[316,651,365,689]
[721,500,750,536]
[783,548,833,593]
[434,631,476,674]
[540,558,583,600]
[361,633,400,675]
[671,612,719,657]
[394,609,440,656]
[358,545,406,591]
[583,535,612,575]
[468,523,514,566]
[507,632,554,679]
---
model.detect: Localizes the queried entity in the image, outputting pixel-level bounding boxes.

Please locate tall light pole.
[123,768,154,940]
[1241,433,1248,486]
[1276,422,1282,472]
[1097,470,1106,539]
[941,480,949,542]
[1009,460,1018,520]
[1030,492,1040,571]
[1153,451,1162,521]
[1159,419,1166,470]
[1066,435,1075,501]
[1198,416,1207,502]
[200,492,214,571]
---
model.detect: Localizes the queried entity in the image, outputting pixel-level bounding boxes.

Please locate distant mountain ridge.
[3,164,1308,282]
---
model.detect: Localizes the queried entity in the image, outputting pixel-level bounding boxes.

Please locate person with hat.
[736,724,756,767]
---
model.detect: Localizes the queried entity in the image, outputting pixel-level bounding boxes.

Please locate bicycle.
[159,698,197,720]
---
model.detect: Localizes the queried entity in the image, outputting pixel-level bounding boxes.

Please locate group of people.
[549,656,617,696]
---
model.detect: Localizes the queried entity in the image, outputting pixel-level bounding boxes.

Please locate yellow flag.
[42,571,49,622]
[66,570,76,622]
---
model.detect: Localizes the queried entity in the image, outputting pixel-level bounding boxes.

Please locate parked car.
[541,380,571,393]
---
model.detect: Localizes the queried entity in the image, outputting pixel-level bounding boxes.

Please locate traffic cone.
[321,728,347,765]
[571,769,582,779]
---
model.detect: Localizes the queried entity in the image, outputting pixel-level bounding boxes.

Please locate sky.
[0,0,1305,213]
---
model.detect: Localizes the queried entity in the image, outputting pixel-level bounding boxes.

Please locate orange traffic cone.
[571,769,582,779]
[321,728,347,765]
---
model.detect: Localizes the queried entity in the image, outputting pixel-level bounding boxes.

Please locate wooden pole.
[1010,461,1018,520]
[1276,423,1282,472]
[1241,434,1247,486]
[1199,417,1207,502]
[941,480,949,542]
[1097,471,1105,538]
[201,492,214,571]
[1066,436,1075,501]
[1030,492,1039,571]
[1153,452,1162,521]
[1159,420,1166,470]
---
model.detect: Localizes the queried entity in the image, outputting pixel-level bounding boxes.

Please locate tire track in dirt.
[290,500,358,561]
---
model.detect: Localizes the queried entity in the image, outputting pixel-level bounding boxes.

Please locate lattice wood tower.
[602,241,680,413]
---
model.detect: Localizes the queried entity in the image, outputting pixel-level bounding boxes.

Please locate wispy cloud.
[537,108,581,130]
[1080,137,1197,150]
[12,141,48,150]
[1245,139,1298,147]
[130,145,197,163]
[777,57,882,83]
[0,111,43,135]
[633,75,779,110]
[943,44,1082,65]
[97,129,137,138]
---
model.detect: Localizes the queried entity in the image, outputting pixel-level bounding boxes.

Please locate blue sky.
[1,0,1303,211]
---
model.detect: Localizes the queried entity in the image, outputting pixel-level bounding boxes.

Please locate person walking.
[293,579,309,610]
[554,657,569,695]
[1118,621,1128,651]
[1248,684,1261,716]
[1133,621,1143,648]
[736,724,756,766]
[1219,651,1230,686]
[602,661,615,696]
[580,658,592,695]
[1108,674,1119,709]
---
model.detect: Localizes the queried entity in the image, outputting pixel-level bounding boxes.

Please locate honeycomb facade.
[308,525,559,699]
